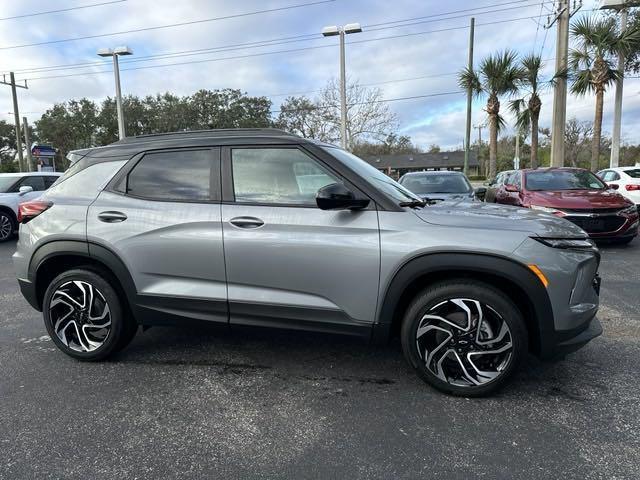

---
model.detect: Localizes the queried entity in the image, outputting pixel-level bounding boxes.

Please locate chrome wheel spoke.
[415,297,513,388]
[49,280,111,353]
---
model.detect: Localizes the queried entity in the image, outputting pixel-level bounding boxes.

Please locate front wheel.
[0,211,16,242]
[401,281,528,397]
[43,269,130,361]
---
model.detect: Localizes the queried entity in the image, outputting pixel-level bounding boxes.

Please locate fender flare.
[374,252,554,356]
[29,240,138,312]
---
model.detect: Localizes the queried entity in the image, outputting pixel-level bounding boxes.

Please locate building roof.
[363,151,479,169]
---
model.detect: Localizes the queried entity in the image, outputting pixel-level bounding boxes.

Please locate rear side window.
[44,176,59,188]
[127,150,212,201]
[624,169,640,179]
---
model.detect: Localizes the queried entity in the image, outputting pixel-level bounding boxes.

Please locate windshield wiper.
[399,199,428,208]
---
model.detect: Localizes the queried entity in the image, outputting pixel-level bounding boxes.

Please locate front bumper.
[551,316,603,359]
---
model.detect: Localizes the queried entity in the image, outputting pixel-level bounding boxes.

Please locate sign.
[32,144,57,172]
[32,145,56,157]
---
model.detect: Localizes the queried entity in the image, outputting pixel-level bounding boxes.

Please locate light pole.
[322,23,362,149]
[600,0,639,168]
[98,46,133,140]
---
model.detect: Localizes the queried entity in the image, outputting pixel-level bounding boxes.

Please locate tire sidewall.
[401,282,528,397]
[43,269,124,361]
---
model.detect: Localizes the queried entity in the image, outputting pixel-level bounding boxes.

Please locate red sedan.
[493,167,639,244]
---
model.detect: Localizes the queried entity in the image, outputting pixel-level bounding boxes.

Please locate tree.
[276,96,333,140]
[509,53,549,169]
[427,144,441,153]
[351,133,419,157]
[564,118,593,168]
[459,50,523,179]
[569,16,640,171]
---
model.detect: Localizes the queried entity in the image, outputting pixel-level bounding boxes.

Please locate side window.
[127,150,212,201]
[511,172,522,188]
[610,171,620,181]
[44,176,58,189]
[231,148,340,205]
[18,176,46,191]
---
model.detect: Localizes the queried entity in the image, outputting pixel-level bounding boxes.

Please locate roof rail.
[114,128,297,144]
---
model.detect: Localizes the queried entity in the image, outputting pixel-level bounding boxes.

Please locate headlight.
[533,237,596,249]
[530,205,566,216]
[620,205,638,215]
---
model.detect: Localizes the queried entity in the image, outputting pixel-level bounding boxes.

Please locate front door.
[87,147,228,324]
[221,146,380,336]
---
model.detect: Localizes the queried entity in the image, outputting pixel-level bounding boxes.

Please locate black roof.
[75,128,322,159]
[363,151,479,169]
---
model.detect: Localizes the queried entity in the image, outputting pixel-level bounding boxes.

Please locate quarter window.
[231,148,340,205]
[127,150,212,201]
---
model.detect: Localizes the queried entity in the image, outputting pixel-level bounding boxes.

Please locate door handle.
[229,216,264,229]
[98,211,128,223]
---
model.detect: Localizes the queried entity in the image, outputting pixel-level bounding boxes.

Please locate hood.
[526,189,630,209]
[413,200,587,238]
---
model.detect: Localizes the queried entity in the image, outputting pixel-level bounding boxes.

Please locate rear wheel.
[43,269,131,361]
[401,280,528,397]
[0,211,15,242]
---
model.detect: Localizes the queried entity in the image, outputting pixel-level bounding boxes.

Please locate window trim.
[14,175,47,192]
[221,144,374,209]
[107,147,221,204]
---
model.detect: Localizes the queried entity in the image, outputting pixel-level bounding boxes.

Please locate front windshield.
[400,173,472,195]
[322,146,422,203]
[0,177,17,193]
[525,170,606,191]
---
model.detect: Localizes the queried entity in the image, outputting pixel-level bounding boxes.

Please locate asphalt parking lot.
[1,238,639,480]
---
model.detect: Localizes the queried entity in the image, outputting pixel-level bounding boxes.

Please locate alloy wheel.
[415,298,513,387]
[0,214,12,241]
[49,280,112,353]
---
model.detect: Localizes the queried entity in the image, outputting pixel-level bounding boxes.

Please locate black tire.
[401,280,528,397]
[0,210,16,243]
[43,269,126,361]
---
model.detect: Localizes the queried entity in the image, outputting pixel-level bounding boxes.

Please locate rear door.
[87,148,228,324]
[220,145,380,335]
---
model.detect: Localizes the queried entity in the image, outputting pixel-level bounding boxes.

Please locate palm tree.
[509,54,546,169]
[569,16,640,172]
[459,50,522,179]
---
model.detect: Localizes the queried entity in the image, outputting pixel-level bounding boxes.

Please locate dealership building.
[363,151,480,179]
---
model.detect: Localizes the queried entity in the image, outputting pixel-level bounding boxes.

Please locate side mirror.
[608,183,619,190]
[18,186,33,195]
[474,186,487,200]
[504,184,519,193]
[316,183,369,210]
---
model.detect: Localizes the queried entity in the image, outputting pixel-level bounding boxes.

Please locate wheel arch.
[374,252,554,357]
[29,240,137,316]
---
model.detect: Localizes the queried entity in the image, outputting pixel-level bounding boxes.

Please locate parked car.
[0,172,63,242]
[484,170,514,203]
[494,167,638,244]
[597,167,640,210]
[398,171,478,203]
[13,129,602,396]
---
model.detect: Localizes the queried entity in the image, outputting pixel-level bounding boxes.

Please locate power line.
[270,91,463,114]
[17,14,544,81]
[0,0,335,50]
[4,0,547,74]
[0,0,127,21]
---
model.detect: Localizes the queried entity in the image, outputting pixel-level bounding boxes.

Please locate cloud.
[0,0,636,151]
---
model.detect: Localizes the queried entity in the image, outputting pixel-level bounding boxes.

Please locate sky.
[0,0,638,150]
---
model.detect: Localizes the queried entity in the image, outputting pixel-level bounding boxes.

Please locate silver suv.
[13,129,602,396]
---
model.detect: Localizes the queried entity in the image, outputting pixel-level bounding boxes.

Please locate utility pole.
[548,0,570,167]
[464,17,475,176]
[474,123,485,176]
[322,23,362,150]
[0,73,28,172]
[514,133,521,170]
[23,117,33,172]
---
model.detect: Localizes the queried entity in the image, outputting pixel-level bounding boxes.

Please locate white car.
[598,166,640,209]
[0,172,63,242]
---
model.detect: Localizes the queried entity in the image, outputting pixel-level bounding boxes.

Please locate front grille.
[565,215,625,233]
[562,207,623,214]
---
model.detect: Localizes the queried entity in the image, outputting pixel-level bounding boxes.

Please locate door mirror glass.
[504,184,519,193]
[18,185,33,195]
[316,183,369,210]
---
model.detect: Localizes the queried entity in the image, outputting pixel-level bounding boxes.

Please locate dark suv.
[13,129,602,396]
